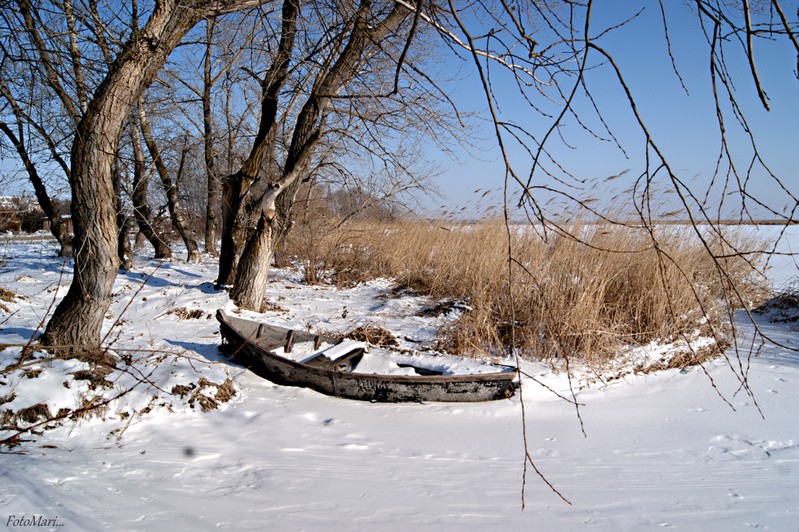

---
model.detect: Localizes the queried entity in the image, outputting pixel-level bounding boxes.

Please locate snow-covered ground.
[1,227,798,531]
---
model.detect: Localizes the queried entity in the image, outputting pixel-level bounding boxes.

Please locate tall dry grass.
[283,214,769,364]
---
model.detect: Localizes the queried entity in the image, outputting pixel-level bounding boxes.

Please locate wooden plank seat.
[300,340,367,371]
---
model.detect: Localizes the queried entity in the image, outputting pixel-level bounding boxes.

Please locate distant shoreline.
[642,219,798,226]
[1,219,797,244]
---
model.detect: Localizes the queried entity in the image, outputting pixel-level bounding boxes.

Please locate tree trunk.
[203,18,219,257]
[130,112,172,259]
[229,211,275,310]
[218,169,271,288]
[42,112,121,349]
[272,177,301,254]
[230,141,315,310]
[117,221,133,270]
[0,122,73,257]
[217,0,300,289]
[135,231,147,250]
[42,1,212,351]
[138,104,200,262]
[216,170,250,288]
[114,161,133,270]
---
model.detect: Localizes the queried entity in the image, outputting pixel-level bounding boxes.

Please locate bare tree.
[203,19,221,256]
[128,107,173,259]
[137,101,201,262]
[0,0,176,261]
[150,13,261,257]
[41,0,273,352]
[215,0,302,292]
[0,119,73,255]
[0,1,92,256]
[214,0,464,312]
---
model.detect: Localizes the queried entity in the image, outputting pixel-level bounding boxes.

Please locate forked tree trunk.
[230,179,304,309]
[230,151,312,310]
[216,0,299,290]
[217,168,260,288]
[223,0,408,308]
[42,1,213,351]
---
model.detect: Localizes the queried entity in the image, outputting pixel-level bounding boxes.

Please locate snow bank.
[0,230,797,529]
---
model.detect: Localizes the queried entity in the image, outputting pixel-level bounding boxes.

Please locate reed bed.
[283,214,769,364]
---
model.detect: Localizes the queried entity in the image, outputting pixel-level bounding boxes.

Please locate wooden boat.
[217,309,517,402]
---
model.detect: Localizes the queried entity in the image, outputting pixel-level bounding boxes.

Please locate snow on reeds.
[284,217,770,366]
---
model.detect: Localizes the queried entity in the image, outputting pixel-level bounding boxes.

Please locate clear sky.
[423,1,798,221]
[2,2,795,222]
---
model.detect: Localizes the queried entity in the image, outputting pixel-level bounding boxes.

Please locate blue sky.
[425,2,797,220]
[2,2,794,221]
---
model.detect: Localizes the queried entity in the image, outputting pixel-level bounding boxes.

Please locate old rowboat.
[217,309,517,402]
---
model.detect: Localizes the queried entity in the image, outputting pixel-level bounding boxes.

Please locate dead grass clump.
[418,299,470,317]
[664,343,727,369]
[167,307,206,320]
[17,403,52,424]
[260,299,287,313]
[215,378,236,403]
[774,289,799,309]
[1,408,14,428]
[0,287,18,313]
[753,284,799,322]
[346,326,399,347]
[22,368,42,379]
[60,348,118,376]
[72,394,108,420]
[171,384,194,398]
[633,342,728,374]
[0,392,16,406]
[0,287,15,299]
[187,377,236,412]
[284,216,768,365]
[70,369,114,390]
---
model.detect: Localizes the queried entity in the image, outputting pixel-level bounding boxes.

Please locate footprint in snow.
[705,435,799,461]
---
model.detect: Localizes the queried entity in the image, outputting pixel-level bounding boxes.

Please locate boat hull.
[217,310,517,403]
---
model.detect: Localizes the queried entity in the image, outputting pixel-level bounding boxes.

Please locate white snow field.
[0,226,797,531]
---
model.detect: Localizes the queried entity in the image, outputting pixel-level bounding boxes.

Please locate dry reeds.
[283,216,768,365]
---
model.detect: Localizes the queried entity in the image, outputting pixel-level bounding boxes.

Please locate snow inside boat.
[217,309,517,402]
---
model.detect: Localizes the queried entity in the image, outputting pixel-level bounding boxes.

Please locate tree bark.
[229,210,275,310]
[41,0,236,351]
[217,175,243,288]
